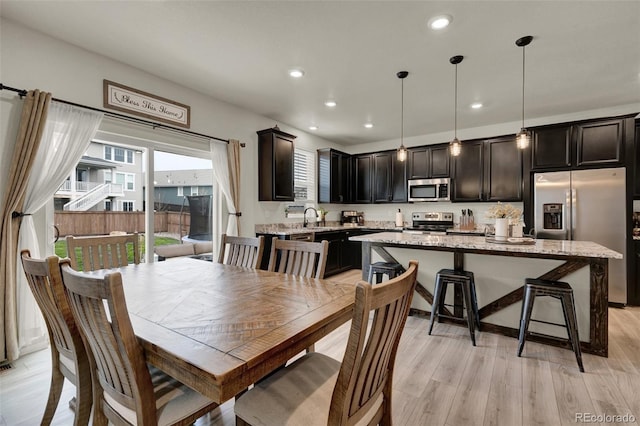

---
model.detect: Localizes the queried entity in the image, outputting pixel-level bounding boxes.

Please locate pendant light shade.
[396,71,409,162]
[449,55,464,157]
[516,35,533,150]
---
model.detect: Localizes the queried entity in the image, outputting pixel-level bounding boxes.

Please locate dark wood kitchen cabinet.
[484,136,523,201]
[408,144,450,179]
[531,124,572,170]
[451,140,484,202]
[372,151,407,203]
[353,154,373,203]
[531,117,628,171]
[452,136,522,202]
[353,151,406,203]
[257,127,296,201]
[633,239,640,305]
[317,148,351,203]
[634,121,640,198]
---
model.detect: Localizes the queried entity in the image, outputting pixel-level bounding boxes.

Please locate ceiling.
[2,1,639,146]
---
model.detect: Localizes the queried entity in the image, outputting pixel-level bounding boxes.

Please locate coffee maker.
[340,211,364,226]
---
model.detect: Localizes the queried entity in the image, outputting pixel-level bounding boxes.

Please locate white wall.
[0,18,342,237]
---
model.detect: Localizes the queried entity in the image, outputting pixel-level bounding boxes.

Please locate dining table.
[106,257,355,404]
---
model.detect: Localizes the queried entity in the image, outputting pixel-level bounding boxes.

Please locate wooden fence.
[55,211,191,237]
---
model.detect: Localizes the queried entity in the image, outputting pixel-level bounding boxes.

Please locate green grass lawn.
[55,235,180,270]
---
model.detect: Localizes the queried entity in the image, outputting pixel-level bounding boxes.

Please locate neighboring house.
[54,142,144,211]
[152,169,214,212]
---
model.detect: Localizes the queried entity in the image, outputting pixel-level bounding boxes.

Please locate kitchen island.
[350,232,622,356]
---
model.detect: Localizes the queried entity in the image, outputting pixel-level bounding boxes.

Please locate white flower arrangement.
[485,202,523,221]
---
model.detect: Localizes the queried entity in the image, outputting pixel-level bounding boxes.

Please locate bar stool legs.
[367,262,404,284]
[428,269,479,346]
[517,278,584,373]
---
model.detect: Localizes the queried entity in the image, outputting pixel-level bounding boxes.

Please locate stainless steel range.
[403,212,454,235]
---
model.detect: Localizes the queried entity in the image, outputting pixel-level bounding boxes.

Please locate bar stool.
[517,278,584,372]
[428,268,480,346]
[367,261,405,284]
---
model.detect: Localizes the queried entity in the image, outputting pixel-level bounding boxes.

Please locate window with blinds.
[294,149,316,202]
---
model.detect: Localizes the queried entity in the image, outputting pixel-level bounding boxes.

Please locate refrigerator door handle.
[565,189,572,240]
[570,188,577,240]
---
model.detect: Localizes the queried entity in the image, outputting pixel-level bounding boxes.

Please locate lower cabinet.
[633,240,640,305]
[315,229,378,276]
[258,229,398,278]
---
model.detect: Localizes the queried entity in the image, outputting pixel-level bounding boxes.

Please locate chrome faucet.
[303,207,318,228]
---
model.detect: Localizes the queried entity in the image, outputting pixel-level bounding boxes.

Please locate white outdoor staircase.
[63,183,124,211]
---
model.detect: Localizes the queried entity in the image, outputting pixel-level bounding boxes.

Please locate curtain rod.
[0,83,245,147]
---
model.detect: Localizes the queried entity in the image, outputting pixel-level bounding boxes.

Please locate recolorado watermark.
[575,412,636,423]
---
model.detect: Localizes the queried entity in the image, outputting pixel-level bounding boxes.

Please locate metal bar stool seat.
[517,278,584,372]
[428,268,480,346]
[367,261,405,284]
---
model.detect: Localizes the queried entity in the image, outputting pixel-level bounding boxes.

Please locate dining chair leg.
[236,415,251,426]
[42,365,64,426]
[73,375,92,426]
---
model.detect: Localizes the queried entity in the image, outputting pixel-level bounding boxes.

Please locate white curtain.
[210,140,238,237]
[16,101,103,356]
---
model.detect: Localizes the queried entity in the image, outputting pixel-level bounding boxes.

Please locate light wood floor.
[2,269,639,426]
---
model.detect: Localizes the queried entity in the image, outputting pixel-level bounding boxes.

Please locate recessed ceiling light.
[309,125,318,131]
[471,102,483,109]
[324,100,337,107]
[364,123,374,129]
[428,15,452,30]
[288,69,304,78]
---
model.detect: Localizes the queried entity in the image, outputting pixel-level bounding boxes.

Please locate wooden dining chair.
[267,237,329,279]
[234,260,419,426]
[218,234,265,268]
[66,233,140,271]
[20,250,92,426]
[59,260,218,426]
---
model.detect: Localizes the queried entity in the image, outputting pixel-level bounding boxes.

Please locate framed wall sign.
[103,80,191,128]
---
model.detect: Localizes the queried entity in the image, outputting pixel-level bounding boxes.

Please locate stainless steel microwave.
[407,178,451,202]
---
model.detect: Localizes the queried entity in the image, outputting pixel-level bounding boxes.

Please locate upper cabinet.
[531,124,572,169]
[484,136,523,201]
[452,136,522,202]
[257,127,296,201]
[353,154,373,203]
[353,151,406,203]
[407,144,450,179]
[531,116,631,171]
[317,148,351,204]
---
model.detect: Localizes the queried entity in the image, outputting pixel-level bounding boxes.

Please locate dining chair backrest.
[20,250,92,426]
[66,233,140,271]
[60,260,216,425]
[60,260,160,424]
[218,234,265,268]
[267,237,329,279]
[329,260,418,425]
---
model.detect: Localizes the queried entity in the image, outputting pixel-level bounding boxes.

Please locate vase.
[495,218,509,240]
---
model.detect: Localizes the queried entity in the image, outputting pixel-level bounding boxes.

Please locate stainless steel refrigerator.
[533,167,626,304]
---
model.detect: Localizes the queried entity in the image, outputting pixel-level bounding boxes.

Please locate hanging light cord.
[401,77,404,144]
[454,63,458,139]
[521,44,526,129]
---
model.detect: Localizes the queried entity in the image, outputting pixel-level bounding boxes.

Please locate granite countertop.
[446,227,487,234]
[349,232,623,259]
[255,222,402,236]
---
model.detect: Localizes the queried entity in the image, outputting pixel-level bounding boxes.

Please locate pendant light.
[396,71,409,162]
[449,55,463,157]
[515,35,533,149]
